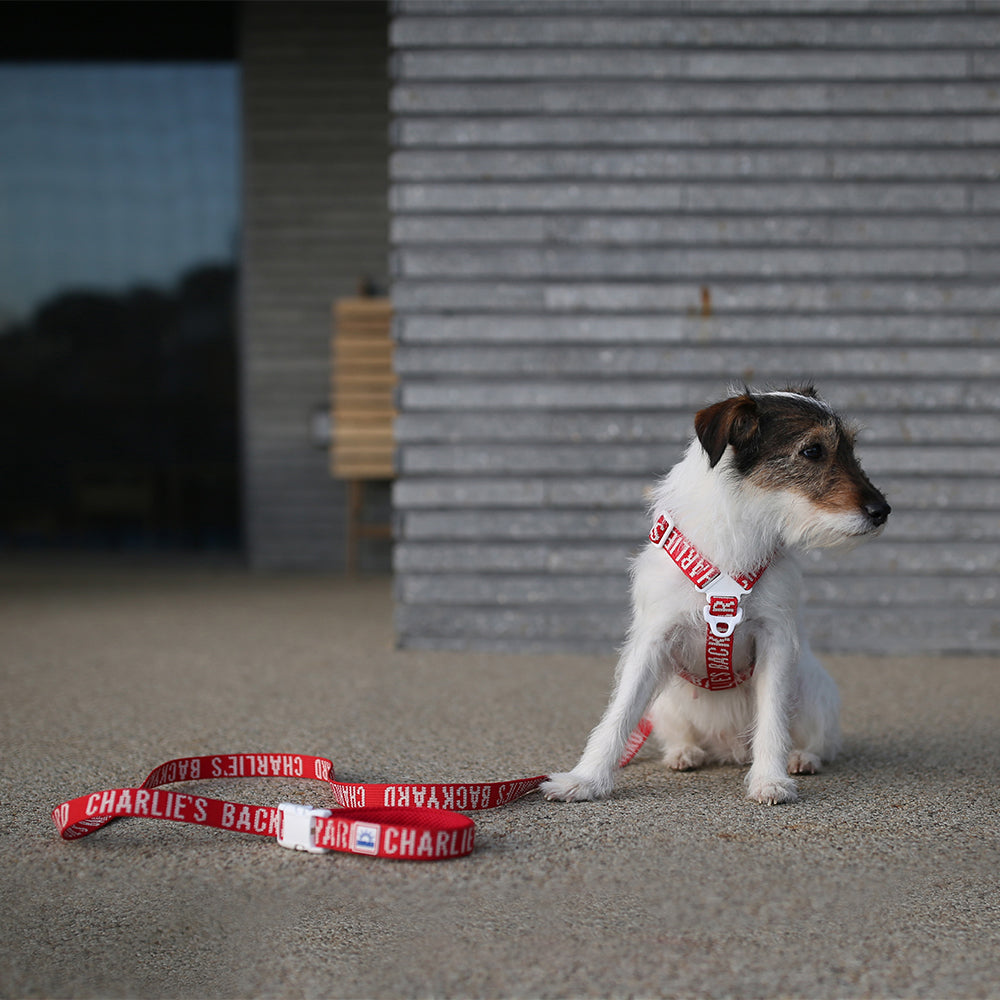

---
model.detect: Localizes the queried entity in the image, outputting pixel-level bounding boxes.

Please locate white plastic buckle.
[702,577,747,638]
[276,802,332,854]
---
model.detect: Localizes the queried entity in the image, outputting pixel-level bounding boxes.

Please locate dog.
[541,386,890,805]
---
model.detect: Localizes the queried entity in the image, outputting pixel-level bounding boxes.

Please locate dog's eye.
[800,444,825,461]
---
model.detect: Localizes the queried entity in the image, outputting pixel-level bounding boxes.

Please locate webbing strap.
[52,725,653,861]
[649,512,770,692]
[51,753,539,861]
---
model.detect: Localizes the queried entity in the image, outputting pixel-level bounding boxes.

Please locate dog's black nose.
[864,499,891,526]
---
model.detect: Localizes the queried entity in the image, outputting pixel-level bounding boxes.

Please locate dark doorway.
[0,4,241,551]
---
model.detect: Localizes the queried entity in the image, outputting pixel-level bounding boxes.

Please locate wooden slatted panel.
[331,298,396,479]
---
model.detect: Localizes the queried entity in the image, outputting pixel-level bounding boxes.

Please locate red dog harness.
[649,512,770,692]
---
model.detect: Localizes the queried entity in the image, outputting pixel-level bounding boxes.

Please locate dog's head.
[694,386,891,549]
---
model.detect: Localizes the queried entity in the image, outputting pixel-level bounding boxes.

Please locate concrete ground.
[2,558,999,1000]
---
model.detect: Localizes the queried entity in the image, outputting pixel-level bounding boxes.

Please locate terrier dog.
[542,386,890,805]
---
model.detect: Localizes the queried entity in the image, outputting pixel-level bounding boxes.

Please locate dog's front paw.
[541,771,611,802]
[746,774,799,805]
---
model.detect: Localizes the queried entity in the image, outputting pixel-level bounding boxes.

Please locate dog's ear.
[694,393,760,468]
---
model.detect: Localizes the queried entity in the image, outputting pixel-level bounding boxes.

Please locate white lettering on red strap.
[210,754,303,779]
[53,747,595,862]
[52,726,661,858]
[649,513,673,546]
[662,530,721,589]
[650,512,770,691]
[709,595,739,617]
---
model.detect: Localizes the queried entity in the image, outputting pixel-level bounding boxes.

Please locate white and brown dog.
[542,386,890,805]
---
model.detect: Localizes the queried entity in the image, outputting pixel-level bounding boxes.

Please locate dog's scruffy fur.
[542,386,890,805]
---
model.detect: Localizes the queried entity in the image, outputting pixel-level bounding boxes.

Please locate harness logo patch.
[709,595,740,617]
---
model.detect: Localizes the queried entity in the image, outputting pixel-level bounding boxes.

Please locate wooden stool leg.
[346,479,363,574]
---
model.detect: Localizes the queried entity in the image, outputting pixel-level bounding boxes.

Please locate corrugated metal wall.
[389,0,1000,653]
[241,1,390,569]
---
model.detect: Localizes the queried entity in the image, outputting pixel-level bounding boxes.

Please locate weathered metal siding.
[390,1,1000,653]
[241,1,390,569]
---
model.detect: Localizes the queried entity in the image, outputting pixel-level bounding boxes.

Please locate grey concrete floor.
[2,559,999,999]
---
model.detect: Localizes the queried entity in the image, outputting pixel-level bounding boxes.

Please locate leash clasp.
[702,583,746,638]
[277,802,332,854]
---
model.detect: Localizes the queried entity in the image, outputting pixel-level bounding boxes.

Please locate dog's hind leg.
[788,642,842,775]
[645,684,709,770]
[542,629,664,802]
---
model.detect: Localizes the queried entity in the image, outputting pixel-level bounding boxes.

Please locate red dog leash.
[52,720,653,861]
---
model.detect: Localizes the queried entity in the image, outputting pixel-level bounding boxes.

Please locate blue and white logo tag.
[351,822,380,855]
